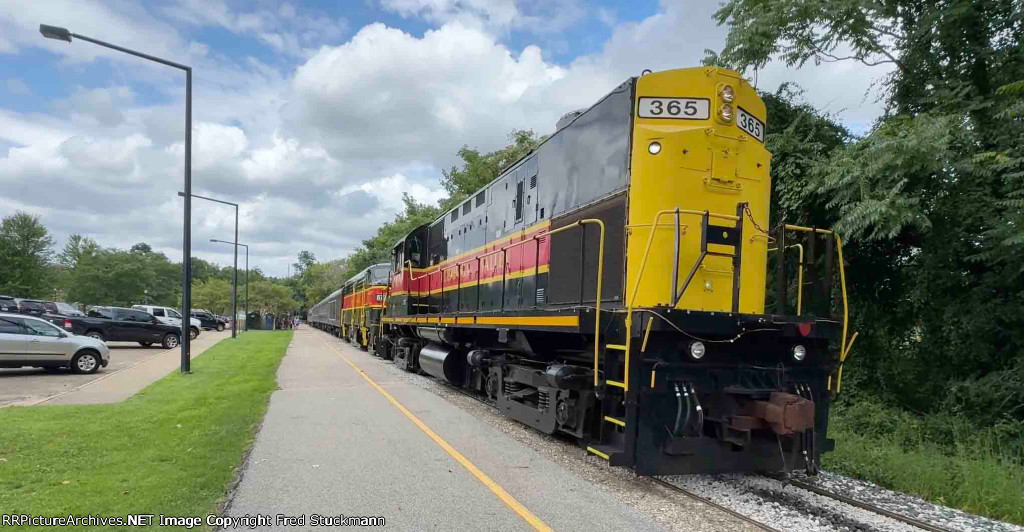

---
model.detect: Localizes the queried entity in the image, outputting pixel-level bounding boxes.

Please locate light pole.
[211,239,248,332]
[42,24,194,373]
[180,193,238,338]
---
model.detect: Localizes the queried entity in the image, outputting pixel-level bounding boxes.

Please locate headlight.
[719,104,734,123]
[689,341,706,360]
[720,84,735,103]
[648,141,662,154]
[793,345,806,361]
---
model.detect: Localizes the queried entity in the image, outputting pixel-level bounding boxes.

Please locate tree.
[58,234,100,270]
[305,258,350,305]
[0,212,55,298]
[714,0,1024,418]
[192,278,233,316]
[342,194,441,279]
[249,280,298,315]
[130,242,152,254]
[293,251,316,277]
[191,257,231,283]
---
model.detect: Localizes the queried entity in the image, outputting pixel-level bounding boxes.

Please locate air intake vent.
[535,288,545,304]
[530,175,537,189]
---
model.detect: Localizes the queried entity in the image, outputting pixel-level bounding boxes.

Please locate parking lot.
[0,330,231,407]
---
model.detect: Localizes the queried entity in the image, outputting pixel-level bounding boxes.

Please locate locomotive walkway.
[226,327,666,531]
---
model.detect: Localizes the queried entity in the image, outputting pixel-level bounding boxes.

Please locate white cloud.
[0,0,890,277]
[288,22,567,170]
[55,86,135,127]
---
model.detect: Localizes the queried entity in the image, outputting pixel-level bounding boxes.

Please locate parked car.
[43,302,86,327]
[62,306,197,348]
[53,302,85,317]
[14,299,47,317]
[0,312,110,373]
[190,309,227,332]
[132,305,202,330]
[0,295,17,313]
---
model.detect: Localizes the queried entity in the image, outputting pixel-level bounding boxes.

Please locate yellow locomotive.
[372,66,852,475]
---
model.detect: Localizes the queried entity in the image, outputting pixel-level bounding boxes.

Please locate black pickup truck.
[191,309,228,331]
[60,306,195,348]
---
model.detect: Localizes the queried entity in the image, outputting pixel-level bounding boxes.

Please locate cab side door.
[20,317,72,363]
[112,309,160,342]
[0,315,30,364]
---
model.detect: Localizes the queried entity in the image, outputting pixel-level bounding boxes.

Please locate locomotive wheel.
[485,373,500,400]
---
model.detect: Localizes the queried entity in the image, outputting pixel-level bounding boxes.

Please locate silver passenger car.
[0,312,110,373]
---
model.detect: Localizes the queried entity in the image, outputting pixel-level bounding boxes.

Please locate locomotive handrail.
[780,225,856,394]
[768,243,805,315]
[626,209,739,309]
[621,207,743,392]
[781,225,851,380]
[397,220,604,383]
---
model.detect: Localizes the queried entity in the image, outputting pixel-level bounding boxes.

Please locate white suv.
[132,305,202,331]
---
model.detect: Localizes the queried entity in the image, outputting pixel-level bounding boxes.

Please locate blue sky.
[0,0,887,276]
[2,1,660,117]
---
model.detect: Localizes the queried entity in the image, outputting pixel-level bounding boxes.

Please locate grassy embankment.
[0,331,292,531]
[825,399,1024,525]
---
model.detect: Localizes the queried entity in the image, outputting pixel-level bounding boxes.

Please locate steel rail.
[434,371,780,532]
[323,327,778,532]
[650,477,782,532]
[786,478,954,532]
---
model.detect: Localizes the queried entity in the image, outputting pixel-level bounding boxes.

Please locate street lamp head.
[40,24,73,42]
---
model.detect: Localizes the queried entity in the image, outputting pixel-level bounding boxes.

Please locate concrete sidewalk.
[227,328,668,531]
[28,330,231,406]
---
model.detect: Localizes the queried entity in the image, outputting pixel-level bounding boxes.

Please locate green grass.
[0,331,292,531]
[824,401,1024,525]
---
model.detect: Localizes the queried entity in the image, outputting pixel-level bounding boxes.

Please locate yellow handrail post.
[834,234,850,367]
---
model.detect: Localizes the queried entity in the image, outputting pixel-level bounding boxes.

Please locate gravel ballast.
[324,332,1024,532]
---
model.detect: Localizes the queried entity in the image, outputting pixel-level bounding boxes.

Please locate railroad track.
[368,350,953,532]
[650,477,782,532]
[785,478,953,532]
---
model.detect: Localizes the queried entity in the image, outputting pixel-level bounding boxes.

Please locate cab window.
[88,307,113,319]
[409,237,422,266]
[22,319,61,337]
[121,310,153,322]
[168,309,182,319]
[0,316,24,335]
[152,308,165,317]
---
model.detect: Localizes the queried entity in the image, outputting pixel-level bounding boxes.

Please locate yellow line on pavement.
[315,334,553,532]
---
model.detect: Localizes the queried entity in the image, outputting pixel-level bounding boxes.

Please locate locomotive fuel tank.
[419,342,465,384]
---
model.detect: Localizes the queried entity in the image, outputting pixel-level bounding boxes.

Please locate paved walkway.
[12,330,231,407]
[227,327,667,531]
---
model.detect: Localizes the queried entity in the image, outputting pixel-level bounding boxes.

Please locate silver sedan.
[0,312,110,374]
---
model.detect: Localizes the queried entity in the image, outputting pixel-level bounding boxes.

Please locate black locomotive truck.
[315,66,855,477]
